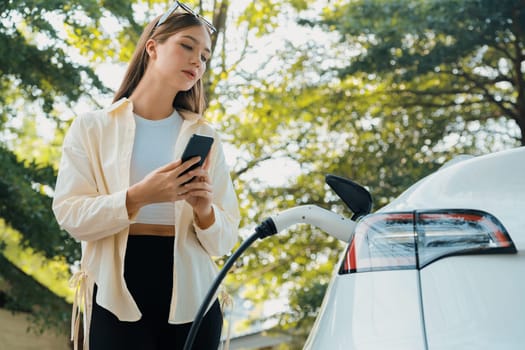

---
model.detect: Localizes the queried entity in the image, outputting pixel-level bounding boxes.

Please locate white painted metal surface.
[304,270,426,350]
[421,254,525,349]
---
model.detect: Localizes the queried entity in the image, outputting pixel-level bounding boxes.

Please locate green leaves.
[0,146,80,263]
[319,0,524,145]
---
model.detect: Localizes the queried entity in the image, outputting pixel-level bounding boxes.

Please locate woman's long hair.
[113,13,209,114]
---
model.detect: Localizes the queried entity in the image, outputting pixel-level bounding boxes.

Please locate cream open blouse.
[52,98,240,350]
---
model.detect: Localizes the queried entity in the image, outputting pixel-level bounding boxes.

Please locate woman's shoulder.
[74,99,131,128]
[178,109,220,135]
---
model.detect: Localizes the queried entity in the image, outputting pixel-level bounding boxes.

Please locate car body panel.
[304,270,427,350]
[421,253,525,349]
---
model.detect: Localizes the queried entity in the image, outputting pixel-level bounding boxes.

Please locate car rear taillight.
[340,209,516,274]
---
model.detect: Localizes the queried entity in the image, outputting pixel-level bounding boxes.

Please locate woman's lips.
[182,70,195,79]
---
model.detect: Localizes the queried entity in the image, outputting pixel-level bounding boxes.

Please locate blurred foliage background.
[0,0,523,347]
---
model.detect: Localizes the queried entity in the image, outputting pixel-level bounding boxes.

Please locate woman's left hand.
[181,161,215,229]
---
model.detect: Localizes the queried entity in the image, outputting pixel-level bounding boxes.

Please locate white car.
[304,146,525,350]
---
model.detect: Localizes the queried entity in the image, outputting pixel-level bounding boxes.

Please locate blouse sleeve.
[52,115,133,242]
[193,134,240,256]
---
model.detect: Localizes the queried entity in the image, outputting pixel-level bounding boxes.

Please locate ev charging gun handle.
[258,205,356,242]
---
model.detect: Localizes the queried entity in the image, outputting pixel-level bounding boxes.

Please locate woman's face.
[147,25,212,92]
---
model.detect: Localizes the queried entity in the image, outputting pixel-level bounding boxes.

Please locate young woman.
[52,2,240,349]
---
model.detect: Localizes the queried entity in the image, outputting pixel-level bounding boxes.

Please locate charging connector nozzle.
[254,217,278,239]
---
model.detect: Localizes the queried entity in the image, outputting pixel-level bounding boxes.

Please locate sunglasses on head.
[155,1,217,34]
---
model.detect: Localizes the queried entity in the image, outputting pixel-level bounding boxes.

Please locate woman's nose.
[189,52,201,67]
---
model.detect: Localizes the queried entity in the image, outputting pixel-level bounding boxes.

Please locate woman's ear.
[145,39,157,59]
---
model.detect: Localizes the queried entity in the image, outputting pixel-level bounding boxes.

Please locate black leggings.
[89,235,223,350]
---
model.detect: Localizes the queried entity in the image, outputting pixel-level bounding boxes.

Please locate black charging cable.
[182,218,277,350]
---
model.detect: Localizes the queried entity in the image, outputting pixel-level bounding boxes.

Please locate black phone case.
[180,134,214,180]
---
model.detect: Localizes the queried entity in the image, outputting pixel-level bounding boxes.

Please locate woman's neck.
[129,74,178,120]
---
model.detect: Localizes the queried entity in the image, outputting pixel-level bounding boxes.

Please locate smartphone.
[179,134,214,183]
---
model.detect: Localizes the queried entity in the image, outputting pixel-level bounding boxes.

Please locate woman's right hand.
[125,157,201,217]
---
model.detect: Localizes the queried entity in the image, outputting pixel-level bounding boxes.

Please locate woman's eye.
[181,42,208,63]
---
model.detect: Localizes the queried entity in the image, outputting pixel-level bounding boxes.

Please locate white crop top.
[130,110,183,224]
